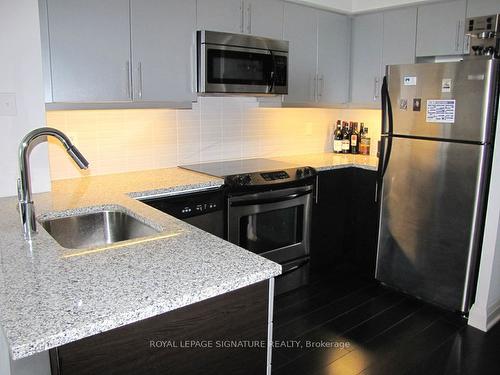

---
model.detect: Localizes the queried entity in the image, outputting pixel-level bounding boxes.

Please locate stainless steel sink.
[40,210,160,249]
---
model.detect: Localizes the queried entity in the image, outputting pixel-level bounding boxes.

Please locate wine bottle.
[350,122,359,154]
[333,120,343,153]
[342,122,350,154]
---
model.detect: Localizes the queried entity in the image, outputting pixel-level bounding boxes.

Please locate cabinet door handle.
[240,2,245,33]
[318,74,324,101]
[315,175,319,204]
[455,20,461,52]
[126,60,132,99]
[373,77,380,101]
[247,3,252,34]
[138,62,143,100]
[463,34,471,54]
[313,74,318,102]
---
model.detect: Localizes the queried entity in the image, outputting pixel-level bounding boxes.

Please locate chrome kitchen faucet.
[18,127,89,241]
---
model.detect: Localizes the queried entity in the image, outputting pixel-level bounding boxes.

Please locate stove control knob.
[242,174,252,185]
[296,168,303,178]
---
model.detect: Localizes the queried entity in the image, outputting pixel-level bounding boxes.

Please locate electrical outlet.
[0,93,17,116]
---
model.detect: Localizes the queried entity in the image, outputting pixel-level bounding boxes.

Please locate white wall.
[352,0,442,12]
[466,0,500,17]
[0,0,51,198]
[469,98,500,332]
[289,0,352,13]
[295,0,443,13]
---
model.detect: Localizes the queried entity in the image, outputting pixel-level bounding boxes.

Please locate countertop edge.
[10,267,281,360]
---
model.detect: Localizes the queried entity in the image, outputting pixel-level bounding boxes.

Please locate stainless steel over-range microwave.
[197,30,289,95]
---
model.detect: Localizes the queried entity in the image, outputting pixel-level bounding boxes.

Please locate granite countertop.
[269,153,379,172]
[0,167,281,361]
[0,153,376,361]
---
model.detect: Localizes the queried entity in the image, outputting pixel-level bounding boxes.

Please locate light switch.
[0,93,17,116]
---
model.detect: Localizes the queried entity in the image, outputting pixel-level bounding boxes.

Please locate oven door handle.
[229,189,312,207]
[281,259,310,277]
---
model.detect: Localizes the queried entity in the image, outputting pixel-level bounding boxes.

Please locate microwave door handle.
[230,189,312,207]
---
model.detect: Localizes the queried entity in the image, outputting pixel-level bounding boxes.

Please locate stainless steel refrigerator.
[376,59,500,313]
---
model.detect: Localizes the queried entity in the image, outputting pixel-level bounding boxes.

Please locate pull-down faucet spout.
[18,127,89,241]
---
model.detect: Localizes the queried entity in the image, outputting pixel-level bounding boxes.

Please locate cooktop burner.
[180,158,297,178]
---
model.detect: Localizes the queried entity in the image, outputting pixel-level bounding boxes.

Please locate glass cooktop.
[180,158,298,178]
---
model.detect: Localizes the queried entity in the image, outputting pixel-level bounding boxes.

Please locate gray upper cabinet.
[283,4,350,105]
[47,0,132,102]
[317,10,350,104]
[197,0,284,39]
[131,0,196,102]
[467,0,500,17]
[39,0,53,103]
[416,0,467,57]
[350,13,383,105]
[196,0,244,33]
[350,7,418,106]
[283,3,318,104]
[382,7,417,67]
[244,0,284,39]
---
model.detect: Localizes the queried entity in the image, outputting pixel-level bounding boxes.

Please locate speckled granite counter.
[269,153,378,172]
[0,167,281,361]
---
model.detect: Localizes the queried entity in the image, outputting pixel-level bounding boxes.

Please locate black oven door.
[200,44,288,94]
[227,185,313,263]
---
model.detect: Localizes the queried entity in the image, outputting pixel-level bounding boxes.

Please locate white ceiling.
[292,0,445,13]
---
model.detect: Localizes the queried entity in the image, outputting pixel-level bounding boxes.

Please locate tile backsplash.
[46,97,381,180]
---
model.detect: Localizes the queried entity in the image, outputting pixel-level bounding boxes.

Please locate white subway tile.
[47,101,381,180]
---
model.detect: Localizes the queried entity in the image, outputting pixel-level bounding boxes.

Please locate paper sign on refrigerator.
[426,100,456,124]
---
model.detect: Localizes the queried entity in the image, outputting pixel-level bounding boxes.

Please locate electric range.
[181,158,317,295]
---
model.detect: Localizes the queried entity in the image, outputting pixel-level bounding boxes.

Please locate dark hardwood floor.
[272,266,500,375]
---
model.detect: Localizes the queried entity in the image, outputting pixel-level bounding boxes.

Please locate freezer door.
[376,137,489,312]
[386,59,499,143]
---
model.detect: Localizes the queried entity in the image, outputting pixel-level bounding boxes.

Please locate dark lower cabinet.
[311,168,352,270]
[50,280,270,375]
[350,168,380,275]
[311,168,379,276]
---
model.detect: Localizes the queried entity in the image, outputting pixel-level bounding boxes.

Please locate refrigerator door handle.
[376,76,394,203]
[381,75,394,137]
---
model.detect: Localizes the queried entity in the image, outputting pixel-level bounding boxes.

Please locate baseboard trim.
[486,300,500,331]
[469,299,500,332]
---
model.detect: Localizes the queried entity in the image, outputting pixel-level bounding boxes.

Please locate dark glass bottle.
[333,120,343,153]
[342,122,351,154]
[350,122,360,154]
